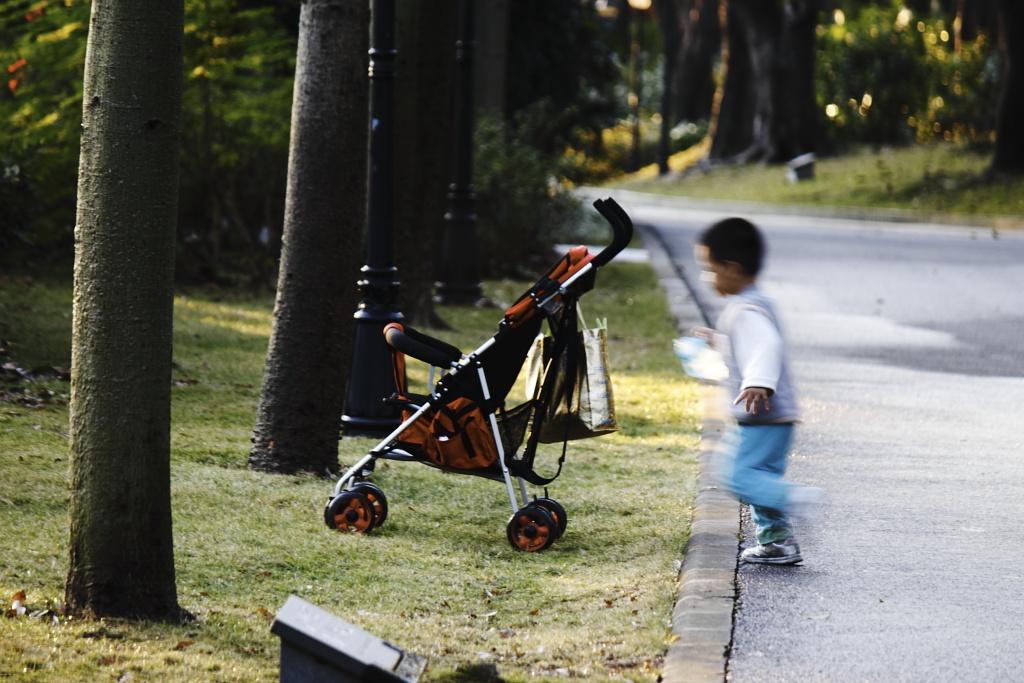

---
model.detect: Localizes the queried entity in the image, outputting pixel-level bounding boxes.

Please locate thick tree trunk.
[772,0,819,162]
[990,0,1024,177]
[394,0,458,328]
[66,0,184,621]
[709,0,818,163]
[249,0,369,474]
[709,0,755,160]
[670,0,720,124]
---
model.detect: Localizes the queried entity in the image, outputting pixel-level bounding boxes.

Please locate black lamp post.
[434,0,483,306]
[341,0,404,436]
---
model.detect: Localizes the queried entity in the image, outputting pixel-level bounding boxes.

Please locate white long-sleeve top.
[714,285,799,424]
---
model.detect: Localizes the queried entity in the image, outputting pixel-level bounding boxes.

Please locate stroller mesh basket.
[325,197,634,551]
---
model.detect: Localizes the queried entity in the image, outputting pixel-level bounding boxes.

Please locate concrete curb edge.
[633,221,740,683]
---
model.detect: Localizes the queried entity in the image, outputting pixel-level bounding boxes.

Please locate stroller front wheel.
[324,491,377,534]
[507,506,558,552]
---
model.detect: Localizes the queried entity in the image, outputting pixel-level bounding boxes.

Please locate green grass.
[611,142,1024,224]
[0,264,700,682]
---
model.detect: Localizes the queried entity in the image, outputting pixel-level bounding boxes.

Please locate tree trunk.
[709,0,818,163]
[474,0,510,117]
[709,0,755,160]
[66,0,184,621]
[394,0,458,328]
[670,0,720,124]
[249,0,369,475]
[772,0,819,162]
[990,0,1024,177]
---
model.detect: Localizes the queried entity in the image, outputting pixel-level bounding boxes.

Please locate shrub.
[473,113,583,278]
[816,2,998,147]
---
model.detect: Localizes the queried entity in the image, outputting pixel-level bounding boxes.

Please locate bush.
[473,113,583,278]
[816,2,998,147]
[0,0,296,281]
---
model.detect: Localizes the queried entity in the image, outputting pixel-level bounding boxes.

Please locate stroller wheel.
[528,498,567,539]
[506,506,558,552]
[324,492,377,534]
[350,482,388,528]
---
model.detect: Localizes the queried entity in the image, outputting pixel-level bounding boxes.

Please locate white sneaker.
[741,538,802,565]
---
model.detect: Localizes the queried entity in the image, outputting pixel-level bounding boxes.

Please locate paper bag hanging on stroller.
[324,197,634,551]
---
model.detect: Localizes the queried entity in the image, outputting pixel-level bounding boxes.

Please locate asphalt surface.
[586,190,1024,683]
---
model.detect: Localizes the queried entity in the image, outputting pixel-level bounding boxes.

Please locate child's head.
[698,217,765,277]
[695,218,764,296]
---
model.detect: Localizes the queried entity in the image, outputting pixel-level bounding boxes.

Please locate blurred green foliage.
[816,1,999,147]
[474,112,584,279]
[0,0,297,284]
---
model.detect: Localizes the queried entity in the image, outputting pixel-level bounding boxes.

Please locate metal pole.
[342,0,403,436]
[434,0,483,306]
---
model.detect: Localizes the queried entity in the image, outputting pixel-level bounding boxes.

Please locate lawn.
[612,141,1024,225]
[0,261,700,682]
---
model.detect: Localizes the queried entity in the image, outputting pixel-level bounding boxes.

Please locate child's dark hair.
[699,217,765,276]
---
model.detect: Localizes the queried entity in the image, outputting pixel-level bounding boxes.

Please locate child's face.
[694,245,750,297]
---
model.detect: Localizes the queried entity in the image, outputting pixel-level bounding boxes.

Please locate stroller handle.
[384,323,464,368]
[589,197,634,268]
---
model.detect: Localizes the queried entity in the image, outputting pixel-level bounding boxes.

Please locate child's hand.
[689,327,717,348]
[734,387,772,415]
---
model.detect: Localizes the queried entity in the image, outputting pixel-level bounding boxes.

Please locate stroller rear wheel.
[350,482,388,528]
[324,491,377,534]
[506,506,558,552]
[527,498,567,539]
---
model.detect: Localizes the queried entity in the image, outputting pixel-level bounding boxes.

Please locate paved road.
[611,193,1024,682]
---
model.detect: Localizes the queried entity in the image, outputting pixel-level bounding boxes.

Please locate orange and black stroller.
[324,197,633,551]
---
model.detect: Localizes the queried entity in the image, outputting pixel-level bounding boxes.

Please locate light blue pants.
[715,423,795,545]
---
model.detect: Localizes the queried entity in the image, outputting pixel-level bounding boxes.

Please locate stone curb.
[633,222,739,683]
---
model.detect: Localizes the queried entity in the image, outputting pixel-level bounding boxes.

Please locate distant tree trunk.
[66,0,184,621]
[772,0,819,161]
[249,0,369,475]
[670,0,720,124]
[475,0,510,117]
[654,0,681,173]
[708,0,754,159]
[394,0,458,328]
[990,0,1024,177]
[709,0,818,163]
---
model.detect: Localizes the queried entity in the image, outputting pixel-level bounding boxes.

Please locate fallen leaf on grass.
[173,641,194,650]
[253,607,274,621]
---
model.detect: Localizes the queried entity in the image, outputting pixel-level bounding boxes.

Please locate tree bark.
[772,0,819,161]
[249,0,369,474]
[709,0,818,163]
[394,0,458,327]
[990,0,1024,177]
[708,0,755,160]
[66,0,184,621]
[670,0,720,124]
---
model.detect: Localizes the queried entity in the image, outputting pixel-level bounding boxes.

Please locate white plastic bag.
[673,336,728,381]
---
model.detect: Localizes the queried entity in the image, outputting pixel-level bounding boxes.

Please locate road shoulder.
[637,221,738,683]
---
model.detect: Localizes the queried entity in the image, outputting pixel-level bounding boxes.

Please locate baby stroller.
[325,197,633,551]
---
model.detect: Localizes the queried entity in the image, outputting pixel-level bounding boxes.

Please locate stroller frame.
[325,198,634,551]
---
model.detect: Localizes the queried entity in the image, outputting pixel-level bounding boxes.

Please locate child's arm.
[731,309,783,414]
